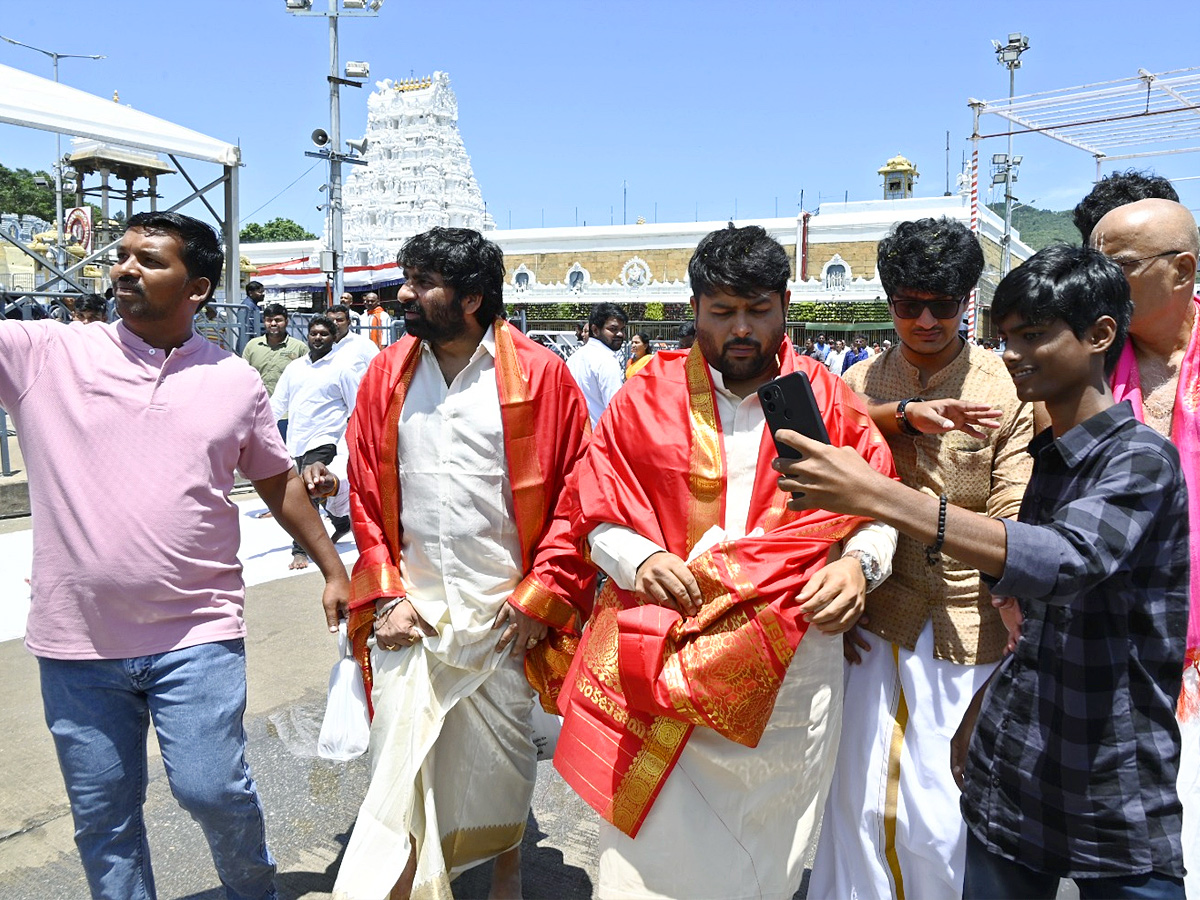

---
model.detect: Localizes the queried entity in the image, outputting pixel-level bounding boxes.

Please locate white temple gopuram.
[246,79,1033,338]
[341,71,494,266]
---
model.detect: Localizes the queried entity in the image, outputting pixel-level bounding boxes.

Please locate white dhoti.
[808,622,998,900]
[332,635,535,900]
[598,627,843,900]
[1179,664,1199,900]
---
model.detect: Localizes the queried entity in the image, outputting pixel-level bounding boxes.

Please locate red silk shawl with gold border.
[553,339,896,837]
[345,320,595,712]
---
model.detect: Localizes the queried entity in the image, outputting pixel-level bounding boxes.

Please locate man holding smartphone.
[809,217,1034,900]
[553,224,898,900]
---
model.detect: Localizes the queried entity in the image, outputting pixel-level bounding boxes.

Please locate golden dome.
[877,154,919,177]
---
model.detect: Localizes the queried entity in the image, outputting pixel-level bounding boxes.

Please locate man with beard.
[553,224,898,899]
[566,301,628,427]
[332,227,594,900]
[271,316,360,565]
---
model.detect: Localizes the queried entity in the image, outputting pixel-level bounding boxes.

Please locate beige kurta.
[842,342,1033,664]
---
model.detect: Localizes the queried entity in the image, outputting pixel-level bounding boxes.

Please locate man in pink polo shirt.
[0,212,349,900]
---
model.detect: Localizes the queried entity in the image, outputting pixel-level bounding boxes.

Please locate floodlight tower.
[991,32,1029,276]
[285,0,381,305]
[0,35,104,267]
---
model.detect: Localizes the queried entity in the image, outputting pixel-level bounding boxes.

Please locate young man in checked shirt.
[775,243,1188,899]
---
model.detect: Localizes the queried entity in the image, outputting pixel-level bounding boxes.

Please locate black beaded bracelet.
[925,493,948,566]
[896,397,924,436]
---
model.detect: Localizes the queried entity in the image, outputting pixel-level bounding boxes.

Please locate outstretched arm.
[862,396,1003,440]
[773,430,1009,578]
[253,467,350,631]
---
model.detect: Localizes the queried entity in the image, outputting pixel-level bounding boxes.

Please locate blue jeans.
[39,639,277,900]
[963,829,1184,900]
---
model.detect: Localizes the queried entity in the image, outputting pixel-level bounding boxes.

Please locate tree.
[0,162,59,222]
[240,217,317,242]
[987,203,1079,250]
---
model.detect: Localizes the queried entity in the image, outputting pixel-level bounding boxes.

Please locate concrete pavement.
[0,506,1072,900]
[0,421,29,519]
[0,508,608,900]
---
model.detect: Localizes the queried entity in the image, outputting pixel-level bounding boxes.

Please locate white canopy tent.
[0,62,242,300]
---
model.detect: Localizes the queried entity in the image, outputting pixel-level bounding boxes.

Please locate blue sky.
[2,0,1197,236]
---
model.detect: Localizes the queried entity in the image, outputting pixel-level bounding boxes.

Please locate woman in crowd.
[625,331,654,378]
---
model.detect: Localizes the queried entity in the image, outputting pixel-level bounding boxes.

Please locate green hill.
[988,203,1079,250]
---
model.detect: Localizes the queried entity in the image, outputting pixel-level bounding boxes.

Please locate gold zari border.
[509,575,576,630]
[609,715,691,834]
[440,822,526,870]
[685,345,724,552]
[883,643,909,900]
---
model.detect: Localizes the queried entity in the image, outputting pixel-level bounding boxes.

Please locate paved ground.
[0,506,608,900]
[0,498,1077,900]
[0,419,29,518]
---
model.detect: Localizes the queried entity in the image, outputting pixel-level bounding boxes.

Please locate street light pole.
[328,6,344,303]
[0,35,104,268]
[286,0,380,307]
[992,32,1029,276]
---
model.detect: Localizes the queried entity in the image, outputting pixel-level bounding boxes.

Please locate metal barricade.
[1,407,12,478]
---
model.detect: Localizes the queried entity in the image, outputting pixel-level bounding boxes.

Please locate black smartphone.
[757,370,830,460]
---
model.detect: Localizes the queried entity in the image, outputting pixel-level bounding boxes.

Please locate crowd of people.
[0,166,1196,900]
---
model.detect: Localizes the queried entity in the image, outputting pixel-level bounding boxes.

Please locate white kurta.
[333,328,537,900]
[589,367,896,900]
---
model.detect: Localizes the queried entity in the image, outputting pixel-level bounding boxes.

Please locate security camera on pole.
[286,0,381,307]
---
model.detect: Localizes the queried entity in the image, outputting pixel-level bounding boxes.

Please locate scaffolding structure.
[0,62,241,305]
[965,66,1200,337]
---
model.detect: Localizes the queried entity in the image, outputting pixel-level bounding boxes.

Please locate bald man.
[363,290,392,348]
[1092,198,1199,900]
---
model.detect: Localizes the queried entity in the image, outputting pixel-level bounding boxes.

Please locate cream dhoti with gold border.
[333,331,538,900]
[332,633,535,900]
[598,626,843,900]
[808,622,998,900]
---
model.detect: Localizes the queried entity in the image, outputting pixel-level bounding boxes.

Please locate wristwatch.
[844,549,885,592]
[896,397,924,436]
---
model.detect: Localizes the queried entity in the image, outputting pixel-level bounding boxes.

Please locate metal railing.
[1,408,12,478]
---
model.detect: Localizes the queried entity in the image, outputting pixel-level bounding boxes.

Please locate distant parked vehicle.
[526,330,580,361]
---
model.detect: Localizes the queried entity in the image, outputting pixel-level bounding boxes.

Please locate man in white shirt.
[270,315,362,566]
[331,228,593,900]
[327,302,379,374]
[824,337,849,373]
[554,224,898,899]
[566,301,628,426]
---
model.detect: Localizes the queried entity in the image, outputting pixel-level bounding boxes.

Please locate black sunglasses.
[888,296,966,320]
